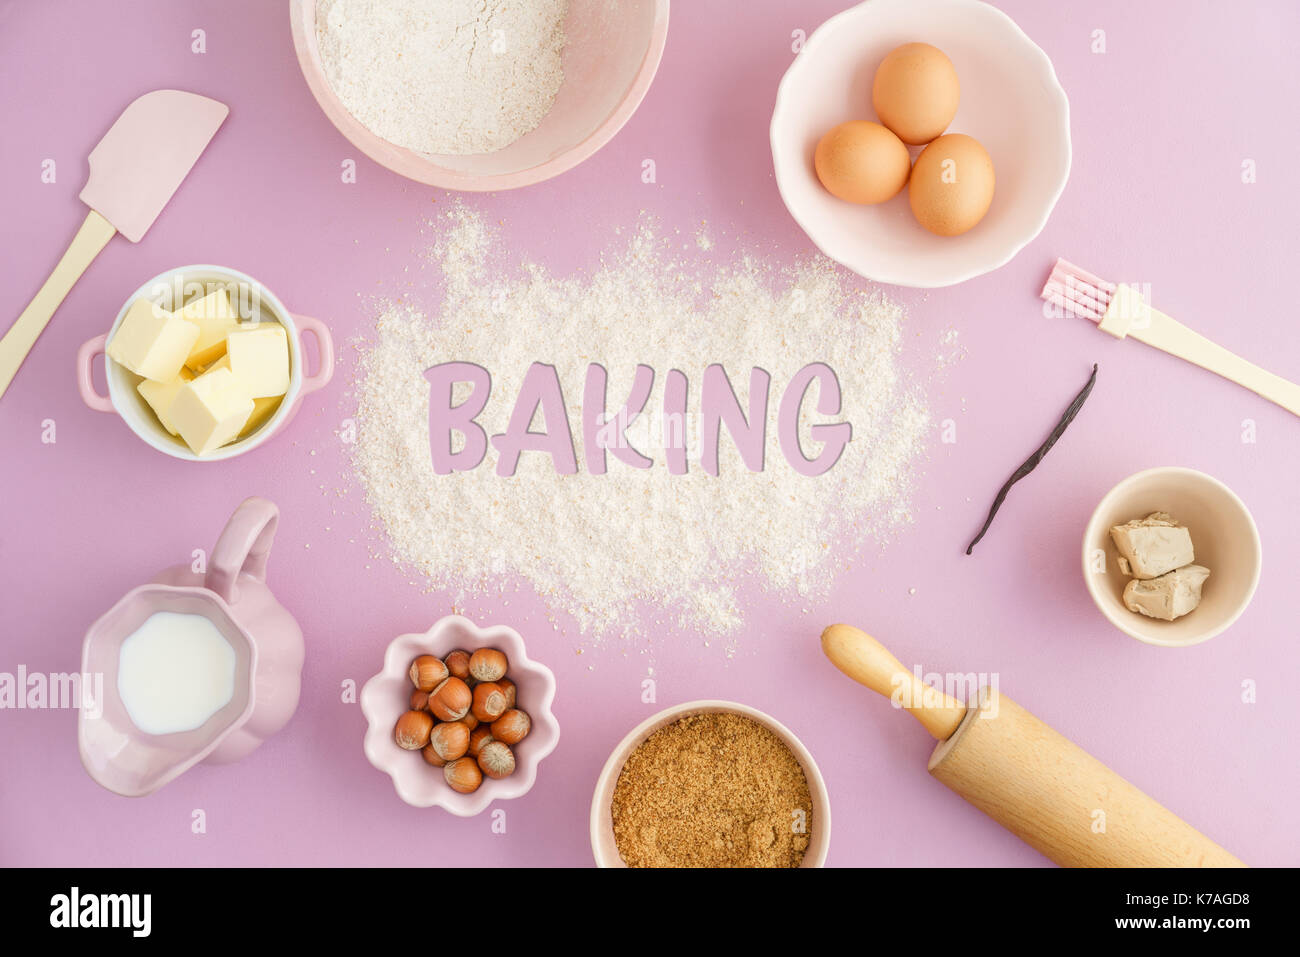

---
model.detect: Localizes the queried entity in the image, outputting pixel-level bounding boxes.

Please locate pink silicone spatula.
[0,90,229,400]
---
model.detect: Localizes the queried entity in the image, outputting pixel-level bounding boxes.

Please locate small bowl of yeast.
[1082,467,1262,647]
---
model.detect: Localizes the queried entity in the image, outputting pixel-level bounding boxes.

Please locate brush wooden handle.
[1135,308,1300,417]
[820,624,966,740]
[1101,284,1300,418]
[0,210,116,401]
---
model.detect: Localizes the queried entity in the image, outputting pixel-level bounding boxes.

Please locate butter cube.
[206,355,283,437]
[106,298,200,382]
[169,367,254,455]
[225,323,290,398]
[1109,512,1194,580]
[180,288,240,372]
[137,367,195,436]
[241,395,283,437]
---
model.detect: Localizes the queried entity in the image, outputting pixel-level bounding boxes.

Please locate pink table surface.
[1,0,1297,868]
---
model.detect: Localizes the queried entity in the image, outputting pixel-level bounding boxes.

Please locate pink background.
[1,0,1297,867]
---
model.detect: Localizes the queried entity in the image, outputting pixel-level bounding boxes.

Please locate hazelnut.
[421,743,447,768]
[469,648,508,683]
[497,677,517,710]
[490,709,530,745]
[445,649,472,681]
[394,710,433,750]
[445,757,483,794]
[468,725,494,757]
[428,720,470,762]
[409,689,430,711]
[471,682,508,723]
[458,713,479,732]
[477,740,516,779]
[428,677,472,721]
[409,655,448,692]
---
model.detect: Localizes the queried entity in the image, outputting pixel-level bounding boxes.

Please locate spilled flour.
[352,208,929,641]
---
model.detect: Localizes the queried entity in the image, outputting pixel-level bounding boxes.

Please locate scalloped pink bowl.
[361,617,559,816]
[290,0,670,191]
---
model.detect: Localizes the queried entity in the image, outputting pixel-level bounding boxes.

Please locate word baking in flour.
[426,361,852,477]
[50,887,151,937]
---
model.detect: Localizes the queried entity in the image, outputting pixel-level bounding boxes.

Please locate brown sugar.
[610,712,813,868]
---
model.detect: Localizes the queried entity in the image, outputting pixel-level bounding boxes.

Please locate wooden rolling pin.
[821,624,1244,867]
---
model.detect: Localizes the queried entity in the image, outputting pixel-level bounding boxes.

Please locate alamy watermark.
[0,667,103,716]
[890,667,1001,718]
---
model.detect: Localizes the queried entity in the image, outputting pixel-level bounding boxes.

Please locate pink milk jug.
[78,497,305,796]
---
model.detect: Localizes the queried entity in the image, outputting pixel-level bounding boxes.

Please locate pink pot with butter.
[79,497,305,797]
[77,265,334,461]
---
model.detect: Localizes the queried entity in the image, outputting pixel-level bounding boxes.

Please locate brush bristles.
[1041,258,1116,322]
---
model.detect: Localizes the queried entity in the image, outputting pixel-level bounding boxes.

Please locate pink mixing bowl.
[290,0,670,191]
[360,616,559,816]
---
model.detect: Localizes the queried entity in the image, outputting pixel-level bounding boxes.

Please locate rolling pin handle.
[820,624,966,741]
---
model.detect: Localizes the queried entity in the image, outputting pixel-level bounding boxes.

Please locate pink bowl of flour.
[290,0,670,191]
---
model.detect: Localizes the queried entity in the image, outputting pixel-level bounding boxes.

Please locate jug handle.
[207,497,279,606]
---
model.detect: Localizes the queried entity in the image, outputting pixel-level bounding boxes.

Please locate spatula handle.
[0,210,116,401]
[821,624,967,740]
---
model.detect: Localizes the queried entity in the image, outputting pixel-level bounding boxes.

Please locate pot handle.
[207,497,279,606]
[293,314,335,395]
[77,334,115,412]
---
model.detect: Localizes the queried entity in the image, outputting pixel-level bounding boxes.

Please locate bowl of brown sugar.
[590,701,831,867]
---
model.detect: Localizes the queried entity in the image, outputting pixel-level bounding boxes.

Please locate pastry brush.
[1041,258,1300,418]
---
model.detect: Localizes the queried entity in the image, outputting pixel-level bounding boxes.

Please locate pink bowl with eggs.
[360,616,559,816]
[290,0,670,191]
[771,0,1071,287]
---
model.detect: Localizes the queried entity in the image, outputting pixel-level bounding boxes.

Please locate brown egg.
[872,42,960,145]
[814,120,910,205]
[908,134,995,236]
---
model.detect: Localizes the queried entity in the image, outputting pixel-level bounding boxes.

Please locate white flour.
[316,0,567,155]
[352,208,930,643]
